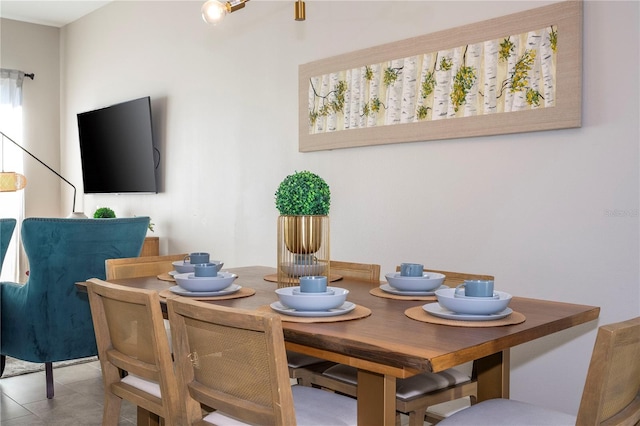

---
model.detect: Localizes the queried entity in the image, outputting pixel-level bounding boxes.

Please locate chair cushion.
[437,398,577,426]
[121,374,161,399]
[163,319,172,350]
[202,412,250,426]
[322,364,471,401]
[292,385,357,425]
[202,385,357,426]
[286,350,327,368]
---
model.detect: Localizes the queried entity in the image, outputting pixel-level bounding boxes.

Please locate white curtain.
[0,68,26,282]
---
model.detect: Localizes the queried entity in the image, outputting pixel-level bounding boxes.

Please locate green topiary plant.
[275,170,331,215]
[93,207,116,218]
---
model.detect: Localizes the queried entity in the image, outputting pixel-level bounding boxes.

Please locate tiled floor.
[0,360,136,425]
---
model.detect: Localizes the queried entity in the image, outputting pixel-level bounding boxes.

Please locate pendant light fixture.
[294,0,305,21]
[201,0,305,24]
[201,0,248,24]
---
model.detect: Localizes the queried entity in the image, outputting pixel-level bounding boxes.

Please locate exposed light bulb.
[202,0,228,24]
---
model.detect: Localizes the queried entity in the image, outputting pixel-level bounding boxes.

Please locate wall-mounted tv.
[77,96,158,194]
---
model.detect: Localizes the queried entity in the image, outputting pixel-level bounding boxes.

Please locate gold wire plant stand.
[277,215,330,288]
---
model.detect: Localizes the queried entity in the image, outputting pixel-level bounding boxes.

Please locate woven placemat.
[157,273,175,282]
[263,274,342,285]
[257,304,371,323]
[405,305,526,327]
[159,287,256,301]
[369,286,437,301]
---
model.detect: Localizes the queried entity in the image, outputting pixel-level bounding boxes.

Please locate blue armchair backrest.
[1,216,150,363]
[0,218,17,275]
[0,219,16,272]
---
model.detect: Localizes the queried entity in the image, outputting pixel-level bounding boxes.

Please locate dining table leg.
[356,369,397,426]
[475,349,510,401]
[136,407,159,426]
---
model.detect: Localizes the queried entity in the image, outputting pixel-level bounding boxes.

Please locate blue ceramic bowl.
[175,271,236,292]
[385,272,445,292]
[276,286,348,311]
[435,288,511,315]
[173,260,223,274]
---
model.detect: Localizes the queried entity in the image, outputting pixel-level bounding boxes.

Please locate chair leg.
[102,393,123,426]
[408,409,427,426]
[45,362,54,399]
[136,407,160,426]
[395,413,403,426]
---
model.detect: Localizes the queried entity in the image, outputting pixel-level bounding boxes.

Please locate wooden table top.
[81,265,599,377]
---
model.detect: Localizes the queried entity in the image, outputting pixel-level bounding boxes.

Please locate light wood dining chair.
[105,253,188,352]
[330,260,381,283]
[86,278,181,426]
[309,266,490,426]
[105,253,188,280]
[438,316,640,425]
[166,296,357,425]
[287,260,382,386]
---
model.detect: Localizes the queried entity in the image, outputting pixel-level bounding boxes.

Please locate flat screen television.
[77,96,158,194]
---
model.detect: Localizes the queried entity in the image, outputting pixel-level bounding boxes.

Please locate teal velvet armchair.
[0,218,17,274]
[0,217,150,398]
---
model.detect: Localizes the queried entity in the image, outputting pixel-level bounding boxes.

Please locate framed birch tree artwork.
[298,0,582,152]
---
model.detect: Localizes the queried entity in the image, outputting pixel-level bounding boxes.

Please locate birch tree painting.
[299,1,581,152]
[307,25,558,134]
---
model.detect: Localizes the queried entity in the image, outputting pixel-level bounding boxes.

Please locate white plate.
[169,270,179,277]
[270,301,356,317]
[423,303,513,321]
[380,284,448,296]
[169,284,241,297]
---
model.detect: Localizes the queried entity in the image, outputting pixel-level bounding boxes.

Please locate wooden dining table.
[80,265,599,426]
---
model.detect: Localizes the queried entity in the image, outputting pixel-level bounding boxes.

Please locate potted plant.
[275,171,331,286]
[275,170,330,253]
[93,207,116,218]
[94,209,156,233]
[275,170,331,216]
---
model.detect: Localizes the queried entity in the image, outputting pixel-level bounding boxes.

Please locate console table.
[140,237,159,257]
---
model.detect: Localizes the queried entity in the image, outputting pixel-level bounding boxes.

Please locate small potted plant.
[93,207,116,218]
[275,171,331,286]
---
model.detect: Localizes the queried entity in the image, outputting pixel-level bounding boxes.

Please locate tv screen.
[77,96,158,194]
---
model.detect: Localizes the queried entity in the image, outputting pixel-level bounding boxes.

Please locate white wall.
[9,0,640,416]
[0,18,61,218]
